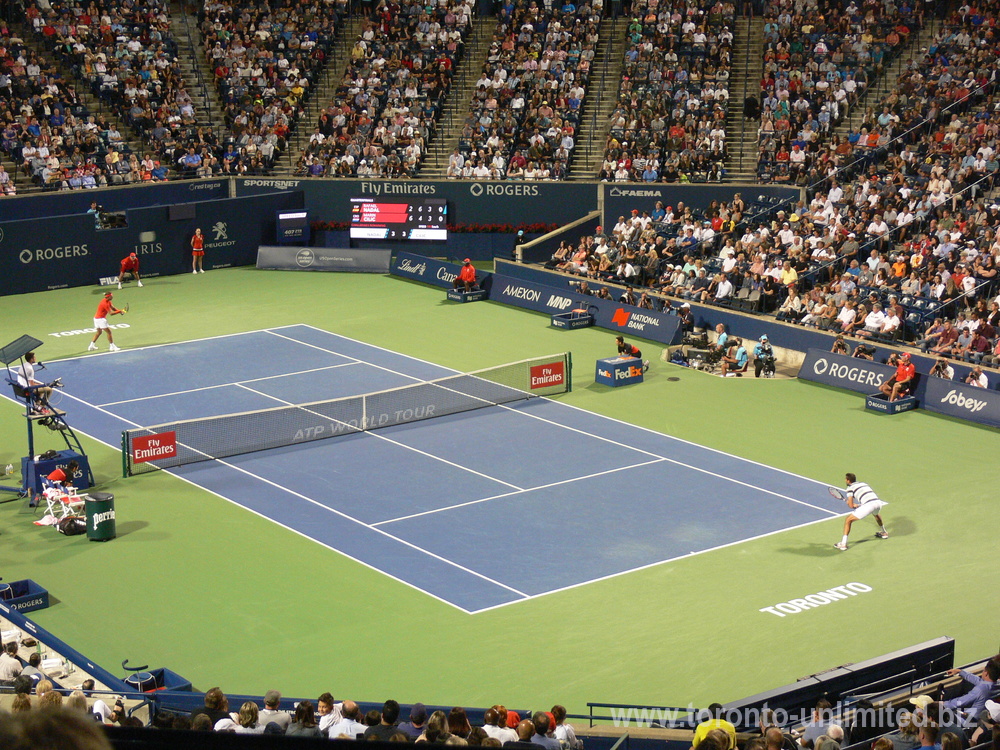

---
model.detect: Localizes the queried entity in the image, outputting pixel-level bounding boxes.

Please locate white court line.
[41,325,310,365]
[373,457,668,526]
[468,513,841,615]
[26,324,847,614]
[295,323,838,493]
[265,327,837,517]
[98,362,362,407]
[232,383,524,491]
[4,387,526,613]
[264,329,434,385]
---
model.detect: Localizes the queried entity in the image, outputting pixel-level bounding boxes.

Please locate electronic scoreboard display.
[350,198,448,240]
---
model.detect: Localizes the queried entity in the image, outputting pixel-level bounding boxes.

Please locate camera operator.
[930,358,954,379]
[852,343,875,360]
[87,201,103,229]
[754,335,776,378]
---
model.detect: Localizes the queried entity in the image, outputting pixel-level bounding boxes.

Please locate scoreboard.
[350,198,448,240]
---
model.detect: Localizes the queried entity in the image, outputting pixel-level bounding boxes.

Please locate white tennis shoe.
[87,343,97,351]
[875,531,889,539]
[833,542,848,551]
[137,281,143,287]
[109,344,120,352]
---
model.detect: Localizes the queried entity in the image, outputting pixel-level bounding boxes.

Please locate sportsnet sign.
[131,432,177,464]
[391,251,493,290]
[922,376,1000,428]
[491,275,682,345]
[798,349,895,394]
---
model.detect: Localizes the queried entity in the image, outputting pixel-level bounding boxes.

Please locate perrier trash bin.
[85,492,116,541]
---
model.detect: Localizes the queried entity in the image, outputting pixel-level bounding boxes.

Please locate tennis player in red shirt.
[191,228,205,274]
[117,252,143,289]
[87,292,125,352]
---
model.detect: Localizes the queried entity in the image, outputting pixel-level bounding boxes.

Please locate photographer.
[754,335,776,378]
[853,343,876,360]
[930,358,954,379]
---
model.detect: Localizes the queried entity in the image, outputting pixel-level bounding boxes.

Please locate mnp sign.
[922,377,1000,429]
[798,349,895,394]
[491,275,682,345]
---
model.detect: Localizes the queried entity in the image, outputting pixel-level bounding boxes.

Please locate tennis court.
[45,324,843,613]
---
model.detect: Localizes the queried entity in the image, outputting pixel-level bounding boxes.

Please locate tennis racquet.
[121,302,129,315]
[828,486,851,506]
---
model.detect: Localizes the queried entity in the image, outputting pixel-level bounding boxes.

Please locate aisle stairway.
[723,17,763,183]
[567,16,626,180]
[419,17,496,177]
[276,16,365,175]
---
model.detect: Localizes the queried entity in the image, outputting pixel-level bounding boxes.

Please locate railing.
[177,7,213,126]
[566,703,698,729]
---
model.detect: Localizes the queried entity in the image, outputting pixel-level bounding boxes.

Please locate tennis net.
[121,352,572,476]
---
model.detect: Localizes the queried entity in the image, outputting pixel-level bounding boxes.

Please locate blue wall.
[0,191,303,295]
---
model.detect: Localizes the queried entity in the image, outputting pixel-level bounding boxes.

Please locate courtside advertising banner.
[131,431,178,464]
[257,246,392,272]
[798,349,896,394]
[491,275,683,345]
[390,252,493,290]
[921,376,1000,428]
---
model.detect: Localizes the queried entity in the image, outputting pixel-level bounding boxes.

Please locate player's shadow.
[779,517,916,556]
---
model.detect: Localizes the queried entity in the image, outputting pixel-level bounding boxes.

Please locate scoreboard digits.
[350,198,448,240]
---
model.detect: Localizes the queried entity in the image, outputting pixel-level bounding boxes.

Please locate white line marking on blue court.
[233,384,524,490]
[373,457,668,526]
[8,387,524,614]
[98,362,363,407]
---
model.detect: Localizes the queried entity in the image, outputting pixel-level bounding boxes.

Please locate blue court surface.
[18,325,845,613]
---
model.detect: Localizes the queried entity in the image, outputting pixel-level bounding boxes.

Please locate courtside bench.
[865,393,918,414]
[446,289,488,303]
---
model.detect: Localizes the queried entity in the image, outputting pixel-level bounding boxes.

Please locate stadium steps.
[169,0,226,133]
[831,20,938,142]
[275,16,366,176]
[419,16,497,177]
[723,16,764,183]
[8,18,153,190]
[568,16,626,180]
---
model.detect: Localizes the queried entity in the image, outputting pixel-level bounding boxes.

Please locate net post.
[120,431,129,478]
[566,352,573,392]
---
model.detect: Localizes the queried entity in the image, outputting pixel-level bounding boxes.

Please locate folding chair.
[41,477,85,520]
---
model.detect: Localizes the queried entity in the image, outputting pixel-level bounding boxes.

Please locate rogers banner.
[921,376,1000,428]
[797,349,895,394]
[491,275,683,345]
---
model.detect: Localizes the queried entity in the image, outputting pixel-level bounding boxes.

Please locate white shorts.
[94,317,110,330]
[851,499,887,520]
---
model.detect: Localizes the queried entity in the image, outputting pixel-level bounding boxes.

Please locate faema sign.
[132,431,178,464]
[391,251,493,290]
[798,349,895,394]
[922,376,1000,428]
[530,361,564,391]
[491,275,682,345]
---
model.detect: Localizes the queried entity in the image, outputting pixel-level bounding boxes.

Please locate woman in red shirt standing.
[191,227,205,274]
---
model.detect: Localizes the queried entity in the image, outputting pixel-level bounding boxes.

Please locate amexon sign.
[391,251,493,290]
[922,376,1000,428]
[491,275,682,345]
[798,349,895,394]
